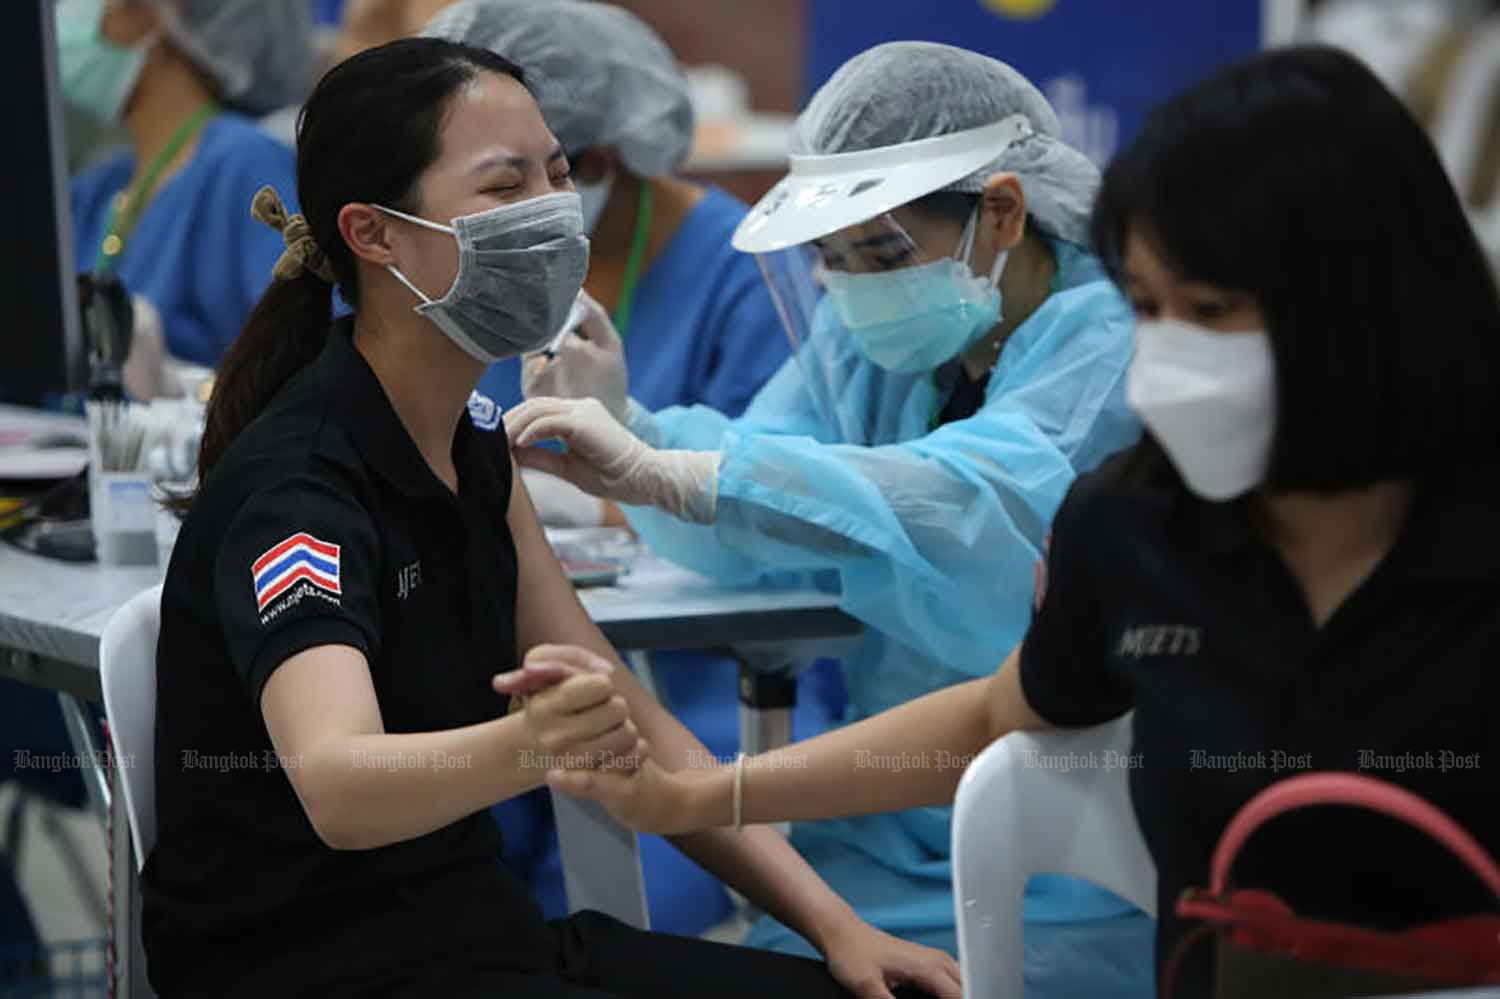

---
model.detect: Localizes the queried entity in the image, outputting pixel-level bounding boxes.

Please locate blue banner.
[805,0,1264,164]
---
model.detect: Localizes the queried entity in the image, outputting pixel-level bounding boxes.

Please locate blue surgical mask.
[55,0,152,124]
[820,210,1009,373]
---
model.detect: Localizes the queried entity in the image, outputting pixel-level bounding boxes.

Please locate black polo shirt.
[144,320,555,995]
[1019,456,1499,995]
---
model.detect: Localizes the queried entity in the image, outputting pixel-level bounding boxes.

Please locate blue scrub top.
[475,186,789,417]
[71,112,300,368]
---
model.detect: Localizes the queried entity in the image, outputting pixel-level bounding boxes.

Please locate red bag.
[1163,773,1500,999]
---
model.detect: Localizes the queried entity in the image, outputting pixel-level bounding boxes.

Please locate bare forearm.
[295,715,540,850]
[672,676,995,831]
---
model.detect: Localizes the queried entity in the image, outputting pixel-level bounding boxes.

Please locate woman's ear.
[339,203,398,268]
[982,173,1028,253]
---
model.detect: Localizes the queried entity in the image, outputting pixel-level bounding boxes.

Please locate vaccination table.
[0,540,860,996]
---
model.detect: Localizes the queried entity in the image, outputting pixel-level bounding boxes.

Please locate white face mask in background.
[1126,318,1277,501]
[574,173,615,234]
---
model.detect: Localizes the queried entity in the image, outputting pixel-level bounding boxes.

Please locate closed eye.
[874,249,916,269]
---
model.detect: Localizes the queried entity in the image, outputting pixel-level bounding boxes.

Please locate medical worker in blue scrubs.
[508,42,1156,998]
[63,0,312,368]
[423,0,789,428]
[423,0,832,939]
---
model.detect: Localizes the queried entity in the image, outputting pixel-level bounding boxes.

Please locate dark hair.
[911,190,979,224]
[910,190,1049,251]
[1093,45,1500,492]
[177,38,525,513]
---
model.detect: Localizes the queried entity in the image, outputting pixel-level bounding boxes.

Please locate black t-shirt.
[144,322,554,994]
[1019,456,1499,995]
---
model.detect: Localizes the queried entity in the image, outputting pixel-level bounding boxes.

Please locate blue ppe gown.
[623,242,1158,996]
[71,112,299,368]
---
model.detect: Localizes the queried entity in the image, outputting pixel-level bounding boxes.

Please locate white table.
[0,542,860,996]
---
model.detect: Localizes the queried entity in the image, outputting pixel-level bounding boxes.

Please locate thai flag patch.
[252,533,341,612]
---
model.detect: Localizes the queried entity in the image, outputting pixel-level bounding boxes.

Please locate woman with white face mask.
[59,0,314,369]
[148,37,957,999]
[538,45,1500,999]
[507,41,1154,997]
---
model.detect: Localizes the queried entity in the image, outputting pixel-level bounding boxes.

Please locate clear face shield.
[734,116,1033,438]
[756,209,1008,369]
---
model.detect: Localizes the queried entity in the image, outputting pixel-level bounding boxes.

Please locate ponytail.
[169,182,340,516]
[204,273,331,471]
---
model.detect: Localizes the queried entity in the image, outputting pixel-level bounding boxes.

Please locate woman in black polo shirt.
[146,37,957,999]
[543,46,1500,996]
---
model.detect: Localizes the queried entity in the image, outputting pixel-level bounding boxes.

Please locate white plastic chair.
[99,584,164,871]
[952,713,1157,999]
[96,583,648,926]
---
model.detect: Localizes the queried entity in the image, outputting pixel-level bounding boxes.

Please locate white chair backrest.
[99,584,163,871]
[952,713,1156,999]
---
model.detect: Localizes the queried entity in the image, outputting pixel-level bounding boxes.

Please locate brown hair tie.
[251,185,337,284]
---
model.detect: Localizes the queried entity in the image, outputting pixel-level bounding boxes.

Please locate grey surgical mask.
[378,192,590,364]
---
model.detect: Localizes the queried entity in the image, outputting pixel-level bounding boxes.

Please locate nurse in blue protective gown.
[506,42,1158,998]
[62,0,311,369]
[423,0,826,938]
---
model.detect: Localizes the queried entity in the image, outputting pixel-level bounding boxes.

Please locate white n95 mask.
[378,192,590,364]
[574,174,614,234]
[1126,318,1277,501]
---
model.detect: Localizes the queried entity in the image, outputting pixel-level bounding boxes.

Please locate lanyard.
[611,181,653,339]
[94,102,218,274]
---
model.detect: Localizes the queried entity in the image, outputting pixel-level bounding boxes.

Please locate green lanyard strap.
[611,180,653,339]
[94,101,218,274]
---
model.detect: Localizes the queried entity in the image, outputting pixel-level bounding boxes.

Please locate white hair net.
[794,41,1100,245]
[423,0,695,177]
[152,0,315,114]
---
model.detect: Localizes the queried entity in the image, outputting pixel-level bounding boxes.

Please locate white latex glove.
[505,397,719,524]
[522,290,629,421]
[520,467,606,528]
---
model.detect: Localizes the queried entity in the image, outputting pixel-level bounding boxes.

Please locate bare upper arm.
[260,644,384,776]
[505,463,653,701]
